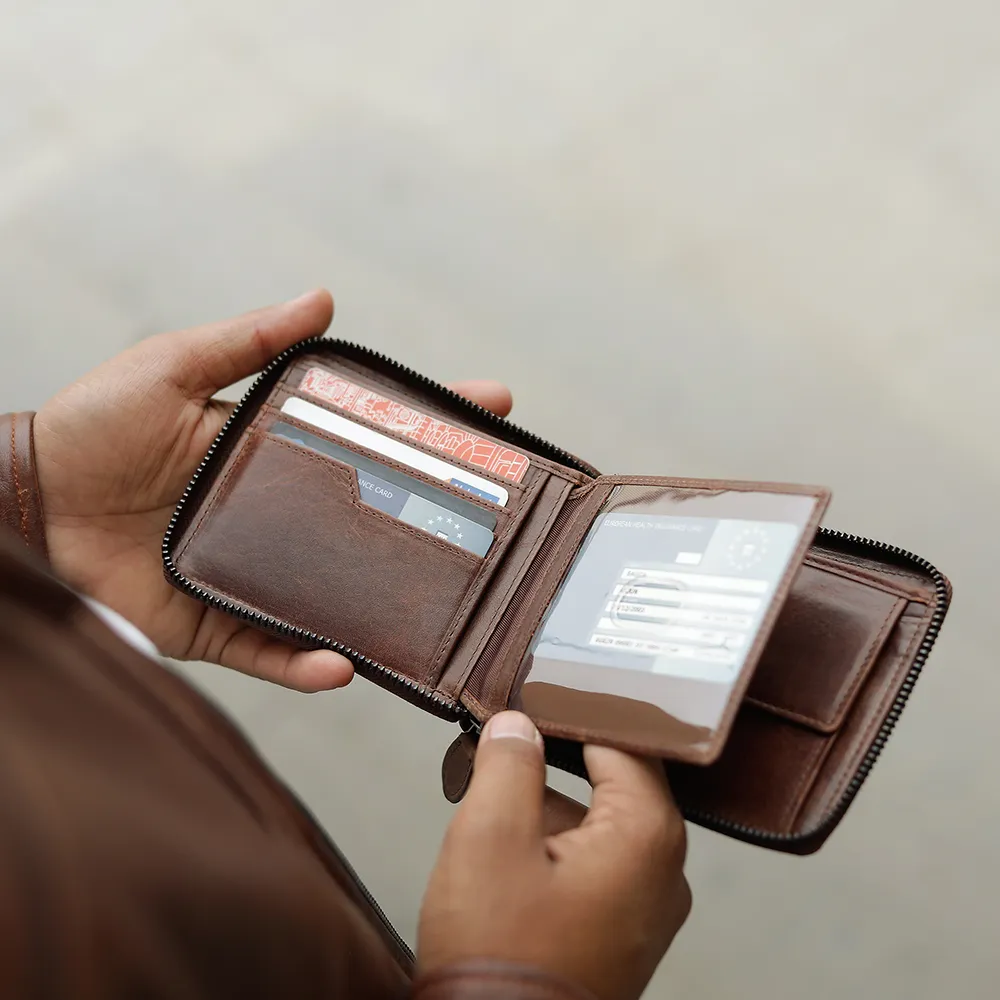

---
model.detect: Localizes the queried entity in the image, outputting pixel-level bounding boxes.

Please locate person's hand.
[418,711,691,1000]
[33,290,513,691]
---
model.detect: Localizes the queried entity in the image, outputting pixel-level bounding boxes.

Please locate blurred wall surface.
[2,3,998,998]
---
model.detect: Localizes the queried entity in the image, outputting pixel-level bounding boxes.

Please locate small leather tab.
[0,412,49,561]
[441,731,478,803]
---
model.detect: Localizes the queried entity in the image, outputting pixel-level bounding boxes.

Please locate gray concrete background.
[2,2,998,997]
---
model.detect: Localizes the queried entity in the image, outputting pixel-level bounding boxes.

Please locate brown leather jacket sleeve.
[411,962,597,1000]
[0,534,595,1000]
[0,533,411,999]
[0,413,48,561]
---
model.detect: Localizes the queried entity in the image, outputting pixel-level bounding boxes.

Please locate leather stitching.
[808,550,935,599]
[460,689,488,721]
[818,610,930,821]
[746,595,905,731]
[805,552,926,600]
[182,564,460,704]
[271,404,511,519]
[804,553,916,596]
[10,415,30,547]
[175,408,269,562]
[260,435,481,564]
[777,738,828,831]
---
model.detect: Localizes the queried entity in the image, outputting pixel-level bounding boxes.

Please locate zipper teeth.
[163,335,950,849]
[536,528,950,848]
[336,341,600,476]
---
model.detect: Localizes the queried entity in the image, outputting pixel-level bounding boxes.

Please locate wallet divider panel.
[441,473,580,703]
[425,466,550,686]
[460,480,615,721]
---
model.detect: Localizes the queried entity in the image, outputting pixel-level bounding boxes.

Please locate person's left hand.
[33,290,513,691]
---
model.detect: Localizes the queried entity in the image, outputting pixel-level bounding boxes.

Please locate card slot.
[280,355,585,485]
[175,430,482,685]
[273,379,533,499]
[279,357,418,407]
[279,356,461,429]
[258,402,513,526]
[263,432,484,564]
[310,356,595,484]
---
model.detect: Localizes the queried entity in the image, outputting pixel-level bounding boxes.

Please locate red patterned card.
[298,368,530,484]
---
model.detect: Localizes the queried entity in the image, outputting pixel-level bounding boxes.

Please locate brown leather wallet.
[162,338,951,854]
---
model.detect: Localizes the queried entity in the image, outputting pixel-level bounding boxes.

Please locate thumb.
[576,745,683,855]
[456,712,547,851]
[158,289,335,399]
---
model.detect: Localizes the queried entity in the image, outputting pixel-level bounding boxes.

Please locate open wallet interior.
[163,338,951,854]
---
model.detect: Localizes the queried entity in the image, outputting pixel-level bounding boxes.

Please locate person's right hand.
[417,712,691,1000]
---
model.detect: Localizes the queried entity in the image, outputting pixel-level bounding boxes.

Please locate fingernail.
[484,711,543,747]
[285,290,318,307]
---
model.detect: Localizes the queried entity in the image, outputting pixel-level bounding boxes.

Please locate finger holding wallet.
[24,289,512,691]
[416,711,692,1000]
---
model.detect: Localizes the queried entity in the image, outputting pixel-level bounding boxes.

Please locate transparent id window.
[517,485,824,757]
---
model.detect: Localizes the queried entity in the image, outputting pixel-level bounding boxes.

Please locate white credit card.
[281,397,510,507]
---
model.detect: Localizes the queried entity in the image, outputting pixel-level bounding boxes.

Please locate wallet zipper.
[162,336,597,719]
[464,530,949,850]
[164,339,949,848]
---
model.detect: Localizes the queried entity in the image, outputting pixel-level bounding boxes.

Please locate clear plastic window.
[516,484,828,762]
